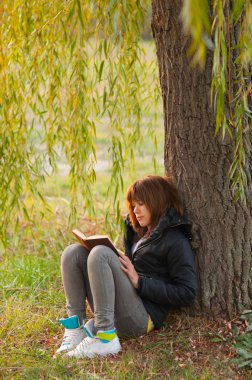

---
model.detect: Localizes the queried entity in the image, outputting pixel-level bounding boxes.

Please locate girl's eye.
[132,201,144,208]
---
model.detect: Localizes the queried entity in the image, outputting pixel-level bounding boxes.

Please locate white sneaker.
[66,319,121,358]
[56,315,86,354]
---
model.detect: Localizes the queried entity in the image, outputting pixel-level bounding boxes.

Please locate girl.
[56,175,197,358]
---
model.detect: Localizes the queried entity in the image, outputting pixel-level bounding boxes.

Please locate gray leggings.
[61,244,149,337]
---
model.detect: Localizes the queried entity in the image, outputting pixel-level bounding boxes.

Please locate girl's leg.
[61,244,94,324]
[66,246,150,358]
[56,244,94,354]
[87,245,149,337]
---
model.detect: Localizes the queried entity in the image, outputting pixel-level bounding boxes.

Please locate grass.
[1,214,251,380]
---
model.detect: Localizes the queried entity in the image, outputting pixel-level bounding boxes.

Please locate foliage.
[1,0,252,247]
[233,310,252,369]
[182,0,252,202]
[0,0,160,247]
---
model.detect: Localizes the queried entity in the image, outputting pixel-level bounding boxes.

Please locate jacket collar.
[145,208,192,242]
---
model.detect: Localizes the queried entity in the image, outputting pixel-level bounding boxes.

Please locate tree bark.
[152,0,252,317]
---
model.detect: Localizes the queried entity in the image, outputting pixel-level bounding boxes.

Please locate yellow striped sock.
[147,316,154,333]
[97,329,117,343]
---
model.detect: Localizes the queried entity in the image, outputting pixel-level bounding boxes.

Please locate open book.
[72,229,119,256]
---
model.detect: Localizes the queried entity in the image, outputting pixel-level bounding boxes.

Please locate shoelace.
[62,328,82,345]
[71,336,95,353]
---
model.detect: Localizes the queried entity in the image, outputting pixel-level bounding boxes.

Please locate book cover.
[72,229,119,255]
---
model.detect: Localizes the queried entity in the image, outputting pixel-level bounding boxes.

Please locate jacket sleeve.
[123,214,138,258]
[136,237,197,307]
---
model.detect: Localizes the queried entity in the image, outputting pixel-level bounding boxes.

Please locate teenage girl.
[56,175,197,357]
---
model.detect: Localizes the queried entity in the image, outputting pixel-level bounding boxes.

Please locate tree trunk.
[152,0,252,317]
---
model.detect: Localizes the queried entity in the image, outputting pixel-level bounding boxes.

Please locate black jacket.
[123,208,197,329]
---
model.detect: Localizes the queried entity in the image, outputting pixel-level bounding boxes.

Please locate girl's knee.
[88,245,114,266]
[61,244,87,265]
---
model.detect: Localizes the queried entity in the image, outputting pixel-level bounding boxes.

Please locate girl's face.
[132,200,152,230]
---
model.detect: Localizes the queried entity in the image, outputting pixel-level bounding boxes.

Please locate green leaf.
[76,0,84,28]
[237,359,252,369]
[211,337,224,343]
[236,348,252,360]
[98,60,104,82]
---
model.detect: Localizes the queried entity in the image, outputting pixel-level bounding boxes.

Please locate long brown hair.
[126,175,184,236]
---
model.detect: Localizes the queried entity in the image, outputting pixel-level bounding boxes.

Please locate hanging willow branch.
[0,0,160,246]
[1,0,251,247]
[182,0,252,202]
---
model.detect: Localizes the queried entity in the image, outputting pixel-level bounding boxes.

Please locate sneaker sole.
[67,346,121,359]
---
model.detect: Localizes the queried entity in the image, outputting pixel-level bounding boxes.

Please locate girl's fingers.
[119,256,130,265]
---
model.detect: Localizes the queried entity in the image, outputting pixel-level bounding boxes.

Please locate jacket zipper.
[132,222,187,260]
[132,236,160,260]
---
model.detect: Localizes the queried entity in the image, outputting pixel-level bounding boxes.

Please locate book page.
[72,229,119,255]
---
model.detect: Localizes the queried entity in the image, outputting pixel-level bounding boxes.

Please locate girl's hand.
[117,250,139,288]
